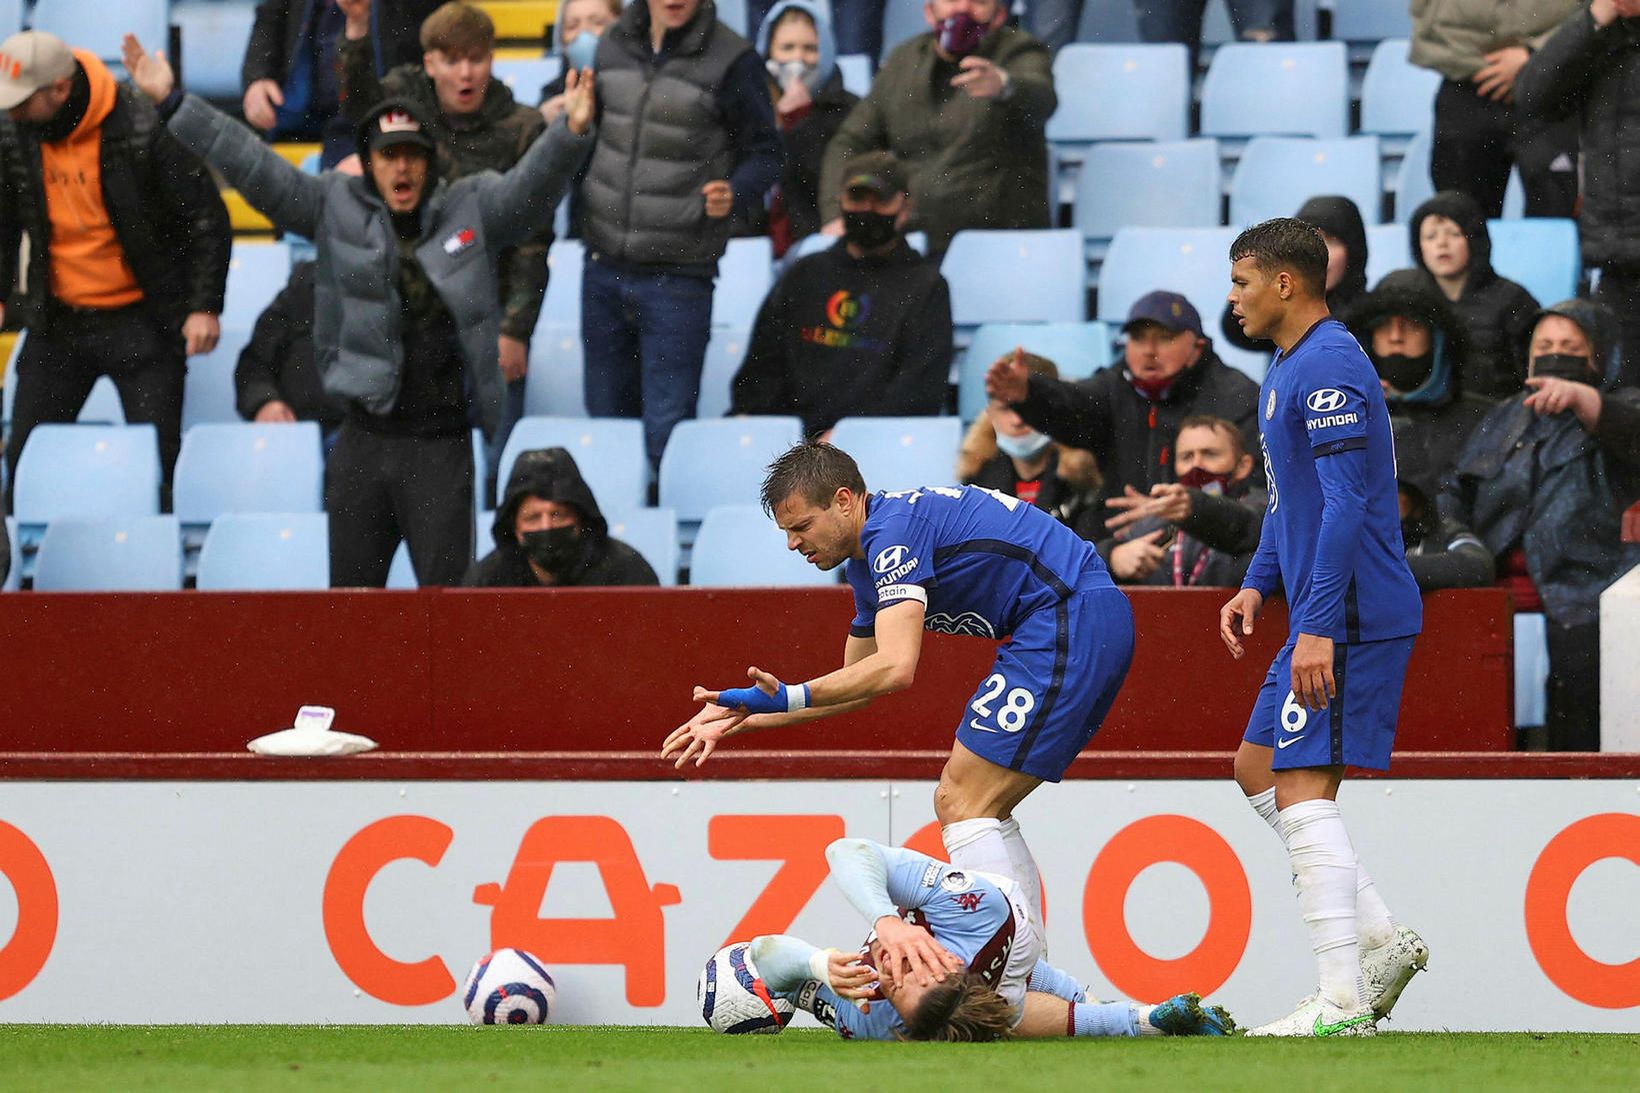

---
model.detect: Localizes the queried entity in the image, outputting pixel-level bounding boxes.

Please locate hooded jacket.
[163,92,591,437]
[731,0,859,250]
[1439,298,1640,625]
[818,24,1056,254]
[1344,268,1493,499]
[1408,190,1540,400]
[1515,8,1640,271]
[338,35,552,343]
[464,447,660,587]
[1220,195,1370,353]
[0,55,230,335]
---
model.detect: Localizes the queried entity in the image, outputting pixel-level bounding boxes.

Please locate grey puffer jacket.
[1516,9,1640,270]
[164,94,592,435]
[1439,298,1640,625]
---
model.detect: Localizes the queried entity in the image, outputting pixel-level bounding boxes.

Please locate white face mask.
[995,429,1053,460]
[765,58,817,90]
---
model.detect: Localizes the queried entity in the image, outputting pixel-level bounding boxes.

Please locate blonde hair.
[899,973,1016,1042]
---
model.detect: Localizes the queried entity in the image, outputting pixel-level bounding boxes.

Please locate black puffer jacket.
[1516,10,1640,270]
[1439,298,1640,625]
[1345,269,1494,499]
[1221,194,1370,354]
[1010,343,1262,507]
[465,447,660,588]
[1407,190,1539,400]
[0,65,230,334]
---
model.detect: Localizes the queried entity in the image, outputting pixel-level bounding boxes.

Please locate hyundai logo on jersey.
[1306,388,1348,413]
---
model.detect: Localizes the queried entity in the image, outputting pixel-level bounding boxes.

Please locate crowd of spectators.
[1,2,1638,748]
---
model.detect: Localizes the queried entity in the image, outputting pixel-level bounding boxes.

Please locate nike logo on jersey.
[1277,736,1305,749]
[968,719,998,733]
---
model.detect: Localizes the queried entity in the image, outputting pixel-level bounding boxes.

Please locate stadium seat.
[881,0,928,59]
[942,229,1085,330]
[77,376,125,424]
[0,0,20,35]
[387,540,417,589]
[1514,612,1548,728]
[829,416,963,493]
[34,516,183,592]
[181,327,255,431]
[688,504,835,587]
[1330,1,1413,47]
[1364,223,1413,289]
[784,230,928,263]
[658,416,803,522]
[1359,39,1439,146]
[1488,219,1581,306]
[713,237,774,329]
[1098,226,1268,380]
[173,422,325,525]
[1074,139,1221,254]
[524,321,587,417]
[14,424,162,529]
[606,507,680,586]
[495,417,647,511]
[30,0,167,66]
[1228,136,1383,228]
[196,512,329,591]
[1392,129,1434,221]
[2,516,18,592]
[1045,43,1190,146]
[475,508,495,553]
[491,57,562,100]
[697,327,750,419]
[837,54,872,96]
[542,240,583,325]
[222,242,292,329]
[715,0,747,34]
[1200,42,1349,140]
[957,322,1113,421]
[173,2,258,100]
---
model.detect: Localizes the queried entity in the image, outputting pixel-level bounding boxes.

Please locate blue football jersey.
[844,486,1112,640]
[1244,319,1422,642]
[778,851,1036,1041]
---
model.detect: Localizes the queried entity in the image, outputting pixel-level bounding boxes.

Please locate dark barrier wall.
[0,587,1511,753]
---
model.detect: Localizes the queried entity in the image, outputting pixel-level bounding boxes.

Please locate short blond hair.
[900,974,1016,1042]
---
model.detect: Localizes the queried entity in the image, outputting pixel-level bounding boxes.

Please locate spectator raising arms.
[819,0,1056,257]
[731,153,951,437]
[1408,190,1539,400]
[0,30,231,509]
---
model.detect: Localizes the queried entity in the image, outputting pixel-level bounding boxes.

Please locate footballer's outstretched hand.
[661,702,746,769]
[696,666,809,716]
[874,914,965,989]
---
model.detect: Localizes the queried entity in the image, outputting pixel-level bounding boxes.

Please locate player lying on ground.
[663,444,1135,938]
[747,838,1235,1041]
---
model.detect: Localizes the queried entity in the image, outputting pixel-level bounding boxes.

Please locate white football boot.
[1244,995,1377,1038]
[1360,925,1429,1020]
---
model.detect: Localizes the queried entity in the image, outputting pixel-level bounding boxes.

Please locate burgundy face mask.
[937,12,989,58]
[1176,466,1229,494]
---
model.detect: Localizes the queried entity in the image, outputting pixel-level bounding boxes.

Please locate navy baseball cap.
[1122,290,1204,338]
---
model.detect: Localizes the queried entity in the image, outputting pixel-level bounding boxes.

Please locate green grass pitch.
[3,1027,1636,1091]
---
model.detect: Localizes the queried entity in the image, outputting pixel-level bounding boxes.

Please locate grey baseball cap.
[0,31,77,111]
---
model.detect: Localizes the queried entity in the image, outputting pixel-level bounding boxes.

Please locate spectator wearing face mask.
[818,0,1055,256]
[1398,479,1493,592]
[1409,190,1539,401]
[465,447,660,587]
[1439,298,1640,750]
[1345,269,1492,500]
[985,290,1262,515]
[1220,195,1369,354]
[730,153,952,437]
[958,350,1102,536]
[1098,415,1266,586]
[731,1,858,257]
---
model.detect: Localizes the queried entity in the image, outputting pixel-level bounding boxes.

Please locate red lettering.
[0,821,57,1001]
[709,814,846,949]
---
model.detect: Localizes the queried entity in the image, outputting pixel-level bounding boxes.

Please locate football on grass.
[462,948,557,1025]
[698,942,795,1034]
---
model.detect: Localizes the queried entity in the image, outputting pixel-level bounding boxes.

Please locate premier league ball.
[462,948,557,1025]
[698,942,796,1034]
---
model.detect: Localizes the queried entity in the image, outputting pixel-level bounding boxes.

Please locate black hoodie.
[1221,195,1370,353]
[464,447,661,588]
[1408,191,1540,401]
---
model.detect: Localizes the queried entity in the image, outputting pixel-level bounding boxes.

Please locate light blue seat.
[1330,0,1413,45]
[715,0,747,35]
[881,0,928,59]
[524,321,587,417]
[387,540,417,589]
[196,512,329,591]
[837,53,871,96]
[1364,223,1413,289]
[1200,42,1349,140]
[1045,43,1190,148]
[0,0,21,35]
[1074,139,1221,252]
[785,230,928,263]
[1514,612,1548,728]
[605,507,680,586]
[658,416,803,522]
[173,1,258,99]
[942,229,1085,329]
[543,240,584,324]
[30,0,167,65]
[173,421,323,523]
[222,242,292,329]
[1393,129,1434,221]
[77,376,125,424]
[1229,136,1383,227]
[182,326,255,431]
[1360,39,1439,144]
[34,516,182,591]
[496,417,648,511]
[1488,218,1580,306]
[689,504,835,587]
[492,57,562,101]
[14,424,161,530]
[697,327,751,419]
[713,237,774,329]
[828,416,963,493]
[2,517,18,592]
[958,322,1113,421]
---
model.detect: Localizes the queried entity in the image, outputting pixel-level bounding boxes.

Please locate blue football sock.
[1027,958,1087,1003]
[1072,1001,1139,1037]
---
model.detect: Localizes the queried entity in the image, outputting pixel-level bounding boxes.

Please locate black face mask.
[1377,351,1434,396]
[521,526,583,576]
[1529,353,1595,384]
[843,209,898,251]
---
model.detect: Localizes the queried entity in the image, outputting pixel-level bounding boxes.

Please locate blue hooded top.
[756,0,837,90]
